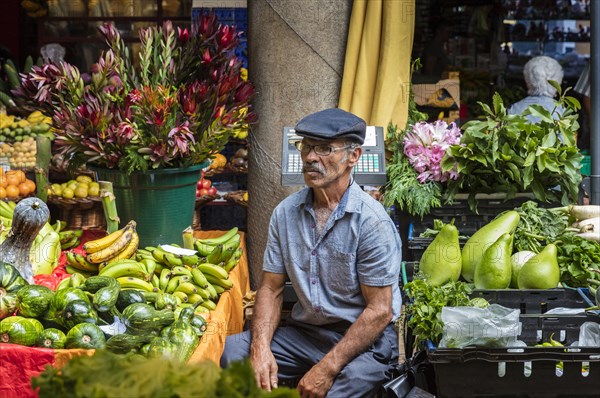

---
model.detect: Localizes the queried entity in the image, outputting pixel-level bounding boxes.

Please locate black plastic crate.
[401,262,594,313]
[428,314,600,397]
[407,222,470,262]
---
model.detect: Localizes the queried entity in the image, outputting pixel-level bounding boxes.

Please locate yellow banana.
[164,253,183,268]
[199,299,217,311]
[72,253,100,273]
[87,228,134,263]
[205,283,218,300]
[83,228,126,254]
[172,291,189,303]
[186,293,204,304]
[159,268,172,291]
[104,232,140,263]
[171,265,192,277]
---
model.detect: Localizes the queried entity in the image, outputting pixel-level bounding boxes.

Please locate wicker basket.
[47,195,106,230]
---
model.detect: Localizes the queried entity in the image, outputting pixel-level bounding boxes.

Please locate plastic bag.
[578,322,600,347]
[439,304,521,348]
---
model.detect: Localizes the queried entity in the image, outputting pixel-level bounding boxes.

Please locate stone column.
[247,0,352,288]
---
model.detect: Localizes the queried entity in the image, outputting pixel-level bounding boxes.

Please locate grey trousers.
[220,319,399,398]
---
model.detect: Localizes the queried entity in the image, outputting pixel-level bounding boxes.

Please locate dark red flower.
[177,27,189,43]
[235,82,254,103]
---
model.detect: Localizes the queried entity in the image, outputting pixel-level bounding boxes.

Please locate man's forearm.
[250,285,283,350]
[319,306,392,375]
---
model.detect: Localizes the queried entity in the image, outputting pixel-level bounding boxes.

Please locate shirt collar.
[293,181,362,214]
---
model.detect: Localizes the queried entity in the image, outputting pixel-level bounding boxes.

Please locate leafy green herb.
[512,201,571,253]
[382,60,443,217]
[404,279,476,345]
[441,89,583,212]
[555,232,600,287]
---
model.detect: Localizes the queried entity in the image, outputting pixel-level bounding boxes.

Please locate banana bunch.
[182,227,243,273]
[99,258,157,292]
[0,200,16,226]
[82,221,139,265]
[52,219,84,250]
[64,251,100,276]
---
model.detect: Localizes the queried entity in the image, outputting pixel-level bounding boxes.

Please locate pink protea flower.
[403,120,462,183]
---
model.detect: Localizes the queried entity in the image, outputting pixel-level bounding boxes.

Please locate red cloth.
[0,344,55,398]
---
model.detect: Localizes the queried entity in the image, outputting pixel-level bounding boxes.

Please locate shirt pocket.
[325,249,359,295]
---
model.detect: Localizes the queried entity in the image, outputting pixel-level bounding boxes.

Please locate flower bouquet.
[383,104,462,218]
[15,13,255,174]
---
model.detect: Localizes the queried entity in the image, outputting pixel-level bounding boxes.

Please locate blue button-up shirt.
[263,182,402,326]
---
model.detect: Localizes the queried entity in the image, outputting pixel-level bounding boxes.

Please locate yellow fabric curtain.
[339,0,415,131]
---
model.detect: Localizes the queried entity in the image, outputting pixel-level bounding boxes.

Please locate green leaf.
[492,92,504,115]
[524,152,536,167]
[541,131,557,147]
[527,104,555,123]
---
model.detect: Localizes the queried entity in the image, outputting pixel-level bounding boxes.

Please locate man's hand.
[251,347,279,391]
[297,362,336,398]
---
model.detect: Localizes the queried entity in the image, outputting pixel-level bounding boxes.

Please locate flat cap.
[294,108,366,145]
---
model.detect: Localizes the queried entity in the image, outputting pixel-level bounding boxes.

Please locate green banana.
[173,291,189,303]
[194,240,216,257]
[206,245,223,265]
[171,266,192,277]
[196,287,210,299]
[55,276,72,291]
[150,247,168,263]
[0,201,14,218]
[99,261,149,281]
[223,254,240,273]
[199,299,217,311]
[196,227,239,245]
[191,268,209,288]
[60,235,81,250]
[140,258,157,276]
[159,268,172,291]
[205,283,218,300]
[205,273,234,289]
[116,276,155,292]
[164,253,183,268]
[166,275,184,294]
[182,254,200,266]
[187,293,204,304]
[175,282,198,295]
[152,274,160,288]
[213,284,226,295]
[198,263,229,280]
[218,234,241,263]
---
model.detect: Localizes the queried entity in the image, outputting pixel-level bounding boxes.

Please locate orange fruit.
[13,170,26,184]
[5,185,19,198]
[24,179,36,193]
[0,176,7,189]
[0,168,3,177]
[0,187,6,199]
[18,182,30,197]
[5,174,19,187]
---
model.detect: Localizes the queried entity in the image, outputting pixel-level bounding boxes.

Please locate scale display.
[281,126,387,186]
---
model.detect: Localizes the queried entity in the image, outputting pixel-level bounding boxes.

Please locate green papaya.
[419,223,462,286]
[517,244,560,289]
[474,233,513,289]
[461,211,520,282]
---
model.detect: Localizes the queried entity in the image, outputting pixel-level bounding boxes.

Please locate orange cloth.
[189,230,250,364]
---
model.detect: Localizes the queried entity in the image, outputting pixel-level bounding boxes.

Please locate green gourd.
[474,233,513,289]
[509,251,536,288]
[517,244,560,289]
[419,223,462,286]
[461,211,520,282]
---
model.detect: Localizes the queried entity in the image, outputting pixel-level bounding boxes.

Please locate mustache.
[302,163,324,174]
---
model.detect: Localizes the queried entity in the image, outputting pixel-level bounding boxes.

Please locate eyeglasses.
[294,141,355,156]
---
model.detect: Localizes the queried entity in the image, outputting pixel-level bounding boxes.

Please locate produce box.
[428,314,600,397]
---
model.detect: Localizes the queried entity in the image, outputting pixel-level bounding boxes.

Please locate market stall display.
[0,227,250,397]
